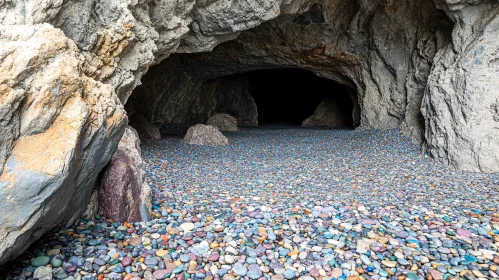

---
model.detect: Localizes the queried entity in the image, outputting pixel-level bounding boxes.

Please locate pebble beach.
[3,127,499,280]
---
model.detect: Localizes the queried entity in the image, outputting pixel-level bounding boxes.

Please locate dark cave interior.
[247,68,355,126]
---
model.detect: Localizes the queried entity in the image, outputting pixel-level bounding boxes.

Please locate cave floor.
[5,126,499,280]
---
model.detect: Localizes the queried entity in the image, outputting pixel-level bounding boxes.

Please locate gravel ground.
[3,126,499,280]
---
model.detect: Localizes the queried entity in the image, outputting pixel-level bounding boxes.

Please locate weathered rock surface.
[0,24,126,264]
[422,0,499,172]
[98,127,152,222]
[129,113,161,140]
[206,113,239,131]
[302,97,354,128]
[129,0,447,145]
[183,124,229,146]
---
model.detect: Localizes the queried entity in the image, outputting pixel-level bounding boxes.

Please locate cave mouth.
[246,68,357,127]
[126,54,362,138]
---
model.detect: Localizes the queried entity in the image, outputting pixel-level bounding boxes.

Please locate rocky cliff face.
[1,0,498,265]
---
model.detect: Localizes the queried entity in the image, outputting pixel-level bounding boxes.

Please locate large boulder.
[98,127,152,222]
[129,113,161,140]
[0,24,127,264]
[206,113,239,131]
[302,98,353,128]
[183,124,229,146]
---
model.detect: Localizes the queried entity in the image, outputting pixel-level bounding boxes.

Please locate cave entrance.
[246,68,358,128]
[126,54,361,137]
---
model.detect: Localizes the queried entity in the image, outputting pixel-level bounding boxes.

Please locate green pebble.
[406,273,419,280]
[109,259,120,265]
[94,214,101,220]
[52,259,62,268]
[31,256,50,267]
[378,270,389,277]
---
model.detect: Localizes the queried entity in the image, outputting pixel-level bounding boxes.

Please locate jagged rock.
[422,0,499,172]
[129,113,161,140]
[183,124,229,146]
[98,127,152,222]
[302,98,354,128]
[0,24,127,264]
[206,113,239,131]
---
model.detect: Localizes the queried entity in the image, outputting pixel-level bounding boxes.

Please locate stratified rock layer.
[98,127,151,223]
[183,124,229,146]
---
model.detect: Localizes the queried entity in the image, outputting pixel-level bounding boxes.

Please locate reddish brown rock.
[98,127,151,222]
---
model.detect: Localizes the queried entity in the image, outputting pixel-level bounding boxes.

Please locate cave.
[126,50,362,137]
[127,64,360,135]
[3,0,499,274]
[246,68,357,127]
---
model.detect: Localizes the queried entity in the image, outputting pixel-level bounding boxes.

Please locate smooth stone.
[283,268,296,279]
[233,262,248,276]
[33,266,53,278]
[180,223,195,232]
[31,256,51,267]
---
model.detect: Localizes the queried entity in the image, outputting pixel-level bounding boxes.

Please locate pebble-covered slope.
[3,127,499,280]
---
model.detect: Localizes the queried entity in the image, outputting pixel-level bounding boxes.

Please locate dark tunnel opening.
[247,68,357,127]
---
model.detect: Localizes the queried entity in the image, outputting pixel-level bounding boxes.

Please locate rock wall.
[1,0,499,266]
[422,0,499,172]
[129,0,450,145]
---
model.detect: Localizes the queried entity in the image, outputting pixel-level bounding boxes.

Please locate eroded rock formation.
[421,1,499,172]
[1,0,499,266]
[130,0,449,143]
[183,124,230,146]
